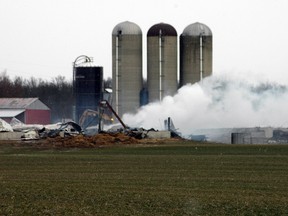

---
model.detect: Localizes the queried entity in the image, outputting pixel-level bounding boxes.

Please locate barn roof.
[0,98,49,110]
[0,109,25,117]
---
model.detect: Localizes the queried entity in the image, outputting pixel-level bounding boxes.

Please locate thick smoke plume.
[123,74,288,136]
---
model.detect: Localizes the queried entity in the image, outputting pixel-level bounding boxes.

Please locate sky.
[1,0,288,83]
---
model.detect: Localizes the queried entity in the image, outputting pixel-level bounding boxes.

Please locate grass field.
[1,141,288,215]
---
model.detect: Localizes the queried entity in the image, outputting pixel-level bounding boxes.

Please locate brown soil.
[0,132,185,149]
[41,132,141,148]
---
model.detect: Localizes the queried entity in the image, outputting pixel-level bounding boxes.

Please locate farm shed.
[0,98,50,124]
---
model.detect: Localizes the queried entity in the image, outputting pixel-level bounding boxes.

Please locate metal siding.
[0,98,49,110]
[74,66,103,122]
[27,99,50,110]
[25,109,51,124]
[0,109,25,117]
[0,98,37,108]
[16,112,25,123]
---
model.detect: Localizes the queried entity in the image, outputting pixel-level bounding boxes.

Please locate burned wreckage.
[0,117,178,141]
[0,100,180,141]
[78,100,181,139]
[0,117,82,140]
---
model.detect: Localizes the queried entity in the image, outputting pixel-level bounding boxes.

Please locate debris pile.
[0,118,13,132]
[0,116,184,148]
[32,132,183,148]
[19,132,140,148]
[0,118,83,140]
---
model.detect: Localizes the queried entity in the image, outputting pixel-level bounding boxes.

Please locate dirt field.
[1,140,288,215]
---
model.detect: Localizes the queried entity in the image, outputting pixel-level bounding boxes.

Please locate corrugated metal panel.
[0,109,25,117]
[0,98,49,110]
[25,109,50,124]
[0,98,37,108]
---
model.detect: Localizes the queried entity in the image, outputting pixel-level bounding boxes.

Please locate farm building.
[0,98,50,124]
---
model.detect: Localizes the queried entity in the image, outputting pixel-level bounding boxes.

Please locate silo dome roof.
[182,22,212,36]
[112,21,142,35]
[147,23,177,36]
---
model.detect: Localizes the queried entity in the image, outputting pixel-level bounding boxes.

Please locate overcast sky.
[0,0,288,83]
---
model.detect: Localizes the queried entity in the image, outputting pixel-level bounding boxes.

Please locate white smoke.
[123,73,288,136]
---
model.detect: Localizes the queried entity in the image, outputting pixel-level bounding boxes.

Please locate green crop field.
[1,142,288,215]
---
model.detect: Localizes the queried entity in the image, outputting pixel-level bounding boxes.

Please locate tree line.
[0,72,112,123]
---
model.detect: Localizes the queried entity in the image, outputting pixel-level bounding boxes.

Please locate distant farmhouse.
[0,98,50,124]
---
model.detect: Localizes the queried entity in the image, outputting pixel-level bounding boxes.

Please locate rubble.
[0,115,185,147]
[0,131,184,149]
[39,121,82,138]
[21,130,40,140]
[0,118,13,132]
[0,118,83,141]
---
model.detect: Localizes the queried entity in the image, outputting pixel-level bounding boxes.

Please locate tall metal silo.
[180,22,212,87]
[112,21,143,117]
[73,56,103,125]
[147,23,178,102]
